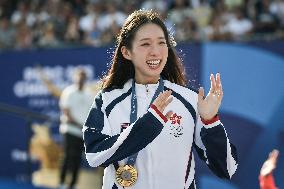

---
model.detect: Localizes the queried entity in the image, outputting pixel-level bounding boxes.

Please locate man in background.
[59,68,94,189]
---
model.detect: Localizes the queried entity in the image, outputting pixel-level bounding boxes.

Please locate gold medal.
[115,165,138,187]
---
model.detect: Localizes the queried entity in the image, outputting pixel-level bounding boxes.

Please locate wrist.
[201,114,219,125]
[150,104,168,123]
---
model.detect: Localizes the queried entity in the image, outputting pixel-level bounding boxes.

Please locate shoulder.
[102,79,132,95]
[164,80,198,97]
[61,85,76,98]
[164,80,198,109]
[59,85,76,106]
[97,79,133,106]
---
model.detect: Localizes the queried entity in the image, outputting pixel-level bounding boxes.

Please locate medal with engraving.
[115,165,138,187]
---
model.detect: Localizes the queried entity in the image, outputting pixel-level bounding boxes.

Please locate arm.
[194,73,238,178]
[59,87,82,128]
[83,91,173,168]
[194,115,238,179]
[37,66,62,98]
[260,149,279,176]
[259,149,279,189]
[61,108,82,128]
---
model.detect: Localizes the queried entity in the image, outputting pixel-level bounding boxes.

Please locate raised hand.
[260,149,279,176]
[152,90,173,119]
[197,73,223,120]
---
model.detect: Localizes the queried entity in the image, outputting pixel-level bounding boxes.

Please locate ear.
[121,46,132,60]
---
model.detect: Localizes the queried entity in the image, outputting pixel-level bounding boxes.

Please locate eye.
[141,43,150,46]
[159,41,167,45]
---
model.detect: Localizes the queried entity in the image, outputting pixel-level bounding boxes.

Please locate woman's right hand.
[152,90,173,118]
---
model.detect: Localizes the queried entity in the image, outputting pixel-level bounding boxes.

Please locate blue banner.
[0,42,283,189]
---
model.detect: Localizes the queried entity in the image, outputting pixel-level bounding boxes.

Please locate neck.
[134,76,160,85]
[77,84,84,91]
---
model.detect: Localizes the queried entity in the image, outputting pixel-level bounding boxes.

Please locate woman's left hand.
[197,73,223,120]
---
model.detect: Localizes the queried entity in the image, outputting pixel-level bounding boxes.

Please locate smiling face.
[121,23,168,84]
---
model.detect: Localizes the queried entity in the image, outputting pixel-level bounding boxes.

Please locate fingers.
[153,90,173,113]
[270,149,279,160]
[210,74,216,93]
[198,87,204,102]
[216,73,223,92]
[216,73,223,97]
[216,73,221,87]
[165,111,173,120]
[209,73,223,97]
[159,91,173,111]
[272,149,279,156]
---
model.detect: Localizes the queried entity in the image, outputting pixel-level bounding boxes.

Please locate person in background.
[259,149,279,189]
[59,68,93,189]
[83,10,238,189]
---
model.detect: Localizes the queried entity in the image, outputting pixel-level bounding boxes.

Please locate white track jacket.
[83,79,238,189]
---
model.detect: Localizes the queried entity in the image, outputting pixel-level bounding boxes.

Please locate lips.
[146,59,161,69]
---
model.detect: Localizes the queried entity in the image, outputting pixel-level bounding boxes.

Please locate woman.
[83,10,238,189]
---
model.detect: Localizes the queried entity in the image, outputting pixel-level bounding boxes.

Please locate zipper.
[145,84,149,96]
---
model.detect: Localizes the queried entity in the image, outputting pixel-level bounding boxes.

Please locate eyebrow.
[139,37,166,41]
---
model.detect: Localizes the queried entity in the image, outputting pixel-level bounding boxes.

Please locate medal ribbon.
[127,78,164,165]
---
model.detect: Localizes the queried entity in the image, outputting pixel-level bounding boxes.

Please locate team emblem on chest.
[169,113,184,137]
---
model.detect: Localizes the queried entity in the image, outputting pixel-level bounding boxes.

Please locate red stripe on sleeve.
[201,114,219,125]
[150,104,168,123]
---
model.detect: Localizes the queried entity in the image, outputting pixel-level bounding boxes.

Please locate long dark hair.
[102,10,187,89]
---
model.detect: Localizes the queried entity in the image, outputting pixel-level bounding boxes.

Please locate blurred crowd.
[0,0,283,50]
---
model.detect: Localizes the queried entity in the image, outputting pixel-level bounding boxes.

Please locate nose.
[149,44,160,56]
